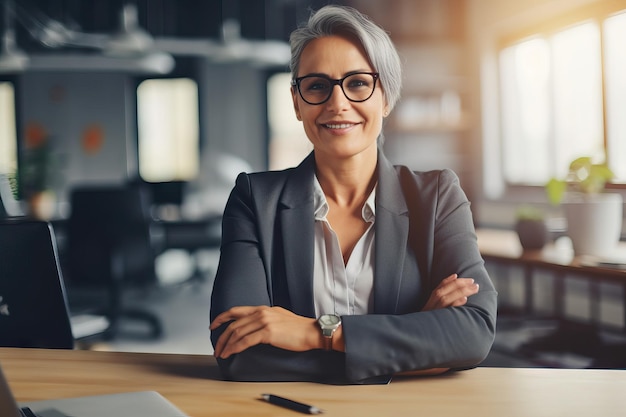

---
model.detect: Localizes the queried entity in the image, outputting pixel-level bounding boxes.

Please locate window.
[267,72,311,170]
[604,11,626,180]
[496,7,626,193]
[137,78,199,182]
[0,81,18,179]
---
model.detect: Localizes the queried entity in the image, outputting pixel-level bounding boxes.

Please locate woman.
[210,5,497,384]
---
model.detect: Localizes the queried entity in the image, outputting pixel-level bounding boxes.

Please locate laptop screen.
[0,220,74,349]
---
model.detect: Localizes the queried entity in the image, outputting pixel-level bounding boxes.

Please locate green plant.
[515,205,544,221]
[545,156,614,205]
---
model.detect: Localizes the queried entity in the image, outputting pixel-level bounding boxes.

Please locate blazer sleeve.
[341,169,498,382]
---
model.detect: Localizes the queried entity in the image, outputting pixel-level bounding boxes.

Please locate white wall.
[19,72,135,213]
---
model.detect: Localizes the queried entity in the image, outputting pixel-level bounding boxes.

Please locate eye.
[301,77,330,93]
[346,75,372,89]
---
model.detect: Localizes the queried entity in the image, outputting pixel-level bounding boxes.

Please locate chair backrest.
[0,219,74,349]
[66,184,156,287]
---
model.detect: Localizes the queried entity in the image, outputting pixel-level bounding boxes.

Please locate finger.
[216,318,267,358]
[214,307,286,357]
[210,306,266,330]
[429,280,478,310]
[213,308,268,355]
[441,283,480,308]
[432,278,474,300]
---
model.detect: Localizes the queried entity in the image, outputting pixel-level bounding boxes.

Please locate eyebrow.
[297,70,374,79]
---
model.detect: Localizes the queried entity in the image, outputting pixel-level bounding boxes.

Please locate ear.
[291,87,302,121]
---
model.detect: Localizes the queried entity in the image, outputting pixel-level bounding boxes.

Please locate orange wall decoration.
[24,122,47,149]
[81,124,104,155]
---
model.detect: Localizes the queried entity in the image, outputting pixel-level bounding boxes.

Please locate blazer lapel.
[373,153,409,314]
[279,154,316,318]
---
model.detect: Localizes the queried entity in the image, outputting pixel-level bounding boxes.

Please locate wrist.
[317,314,342,351]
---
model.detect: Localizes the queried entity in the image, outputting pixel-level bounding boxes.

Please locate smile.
[324,123,356,129]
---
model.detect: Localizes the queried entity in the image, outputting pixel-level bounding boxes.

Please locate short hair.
[289,5,402,112]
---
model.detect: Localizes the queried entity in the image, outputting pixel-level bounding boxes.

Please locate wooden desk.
[1,347,625,417]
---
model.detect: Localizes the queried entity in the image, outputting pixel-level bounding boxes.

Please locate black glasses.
[291,72,380,105]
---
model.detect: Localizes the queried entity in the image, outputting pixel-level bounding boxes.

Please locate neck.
[314,149,377,208]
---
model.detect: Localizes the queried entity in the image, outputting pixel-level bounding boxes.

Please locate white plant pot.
[562,192,623,257]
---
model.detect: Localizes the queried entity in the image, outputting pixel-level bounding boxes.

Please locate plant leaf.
[545,178,567,205]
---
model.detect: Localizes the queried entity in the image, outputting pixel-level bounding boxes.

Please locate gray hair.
[289,5,402,112]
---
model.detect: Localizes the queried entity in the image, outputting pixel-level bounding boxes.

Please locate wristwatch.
[317,314,341,351]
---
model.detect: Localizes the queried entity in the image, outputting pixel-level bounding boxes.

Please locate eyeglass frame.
[291,72,380,105]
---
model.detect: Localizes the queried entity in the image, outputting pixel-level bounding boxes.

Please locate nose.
[325,83,349,112]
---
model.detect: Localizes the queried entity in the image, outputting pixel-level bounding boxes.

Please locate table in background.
[1,348,625,417]
[476,228,626,367]
[476,228,626,325]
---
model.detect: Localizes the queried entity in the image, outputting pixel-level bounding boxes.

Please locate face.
[292,35,389,161]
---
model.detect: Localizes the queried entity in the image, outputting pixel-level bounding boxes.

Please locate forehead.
[298,35,373,76]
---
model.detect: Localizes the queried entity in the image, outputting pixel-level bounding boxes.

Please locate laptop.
[0,220,75,349]
[0,363,189,417]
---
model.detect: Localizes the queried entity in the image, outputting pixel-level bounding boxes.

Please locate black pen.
[261,393,324,414]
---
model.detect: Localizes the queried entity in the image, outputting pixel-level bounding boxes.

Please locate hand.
[421,274,479,311]
[210,306,320,359]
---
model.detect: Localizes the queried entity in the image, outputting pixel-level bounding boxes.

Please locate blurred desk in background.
[158,216,222,251]
[476,228,626,367]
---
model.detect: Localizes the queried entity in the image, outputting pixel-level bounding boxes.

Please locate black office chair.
[65,184,163,340]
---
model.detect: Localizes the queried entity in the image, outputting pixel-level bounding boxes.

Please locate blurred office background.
[1,0,625,366]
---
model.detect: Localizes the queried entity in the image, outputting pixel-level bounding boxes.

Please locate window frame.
[491,1,626,202]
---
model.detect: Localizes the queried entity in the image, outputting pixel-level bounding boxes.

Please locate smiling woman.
[209,4,497,384]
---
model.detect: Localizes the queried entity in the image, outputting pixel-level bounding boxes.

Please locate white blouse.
[312,176,376,317]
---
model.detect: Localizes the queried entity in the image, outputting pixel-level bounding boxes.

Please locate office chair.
[65,184,163,340]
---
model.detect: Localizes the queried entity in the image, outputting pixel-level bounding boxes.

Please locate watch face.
[319,314,341,326]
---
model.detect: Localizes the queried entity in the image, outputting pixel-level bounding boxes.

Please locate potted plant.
[19,123,60,220]
[515,205,549,251]
[545,156,622,257]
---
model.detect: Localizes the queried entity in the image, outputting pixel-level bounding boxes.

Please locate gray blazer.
[210,151,497,384]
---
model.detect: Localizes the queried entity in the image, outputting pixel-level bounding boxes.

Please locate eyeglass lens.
[298,73,377,105]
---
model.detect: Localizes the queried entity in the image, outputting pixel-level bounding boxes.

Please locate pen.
[261,393,323,414]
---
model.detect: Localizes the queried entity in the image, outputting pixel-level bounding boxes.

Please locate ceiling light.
[105,4,155,56]
[26,51,174,74]
[0,0,28,73]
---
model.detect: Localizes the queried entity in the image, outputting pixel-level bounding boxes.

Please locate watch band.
[322,334,333,351]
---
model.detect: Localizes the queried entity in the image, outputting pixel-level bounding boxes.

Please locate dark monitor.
[0,220,74,349]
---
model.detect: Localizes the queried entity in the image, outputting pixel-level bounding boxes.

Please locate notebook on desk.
[0,364,189,417]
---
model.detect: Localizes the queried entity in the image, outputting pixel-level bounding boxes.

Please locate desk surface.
[1,348,625,417]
